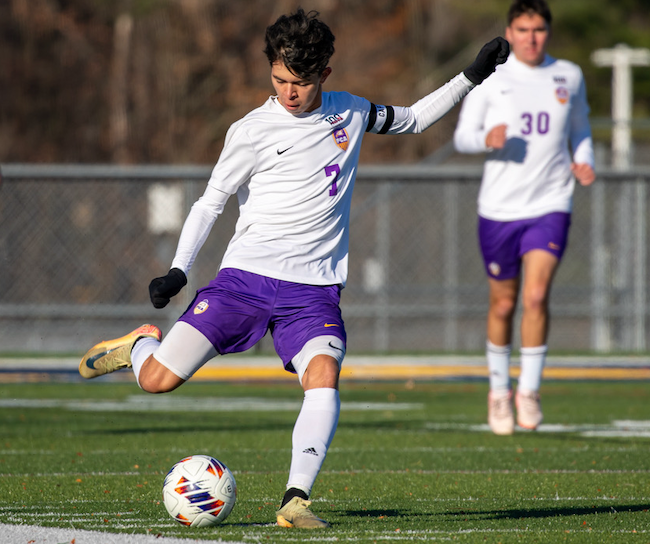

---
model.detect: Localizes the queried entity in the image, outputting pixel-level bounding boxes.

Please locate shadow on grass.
[342,509,404,519]
[451,503,650,519]
[77,420,294,435]
[340,503,649,523]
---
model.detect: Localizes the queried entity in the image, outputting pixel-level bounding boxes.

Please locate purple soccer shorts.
[478,212,571,280]
[178,268,346,372]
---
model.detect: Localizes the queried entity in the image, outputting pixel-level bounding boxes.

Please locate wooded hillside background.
[1,0,649,165]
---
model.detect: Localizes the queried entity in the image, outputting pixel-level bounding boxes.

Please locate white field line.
[0,444,647,456]
[1,522,648,544]
[3,395,650,436]
[3,496,650,543]
[0,396,423,412]
[0,522,240,544]
[2,468,650,479]
[3,495,649,508]
[0,469,650,478]
[424,420,650,437]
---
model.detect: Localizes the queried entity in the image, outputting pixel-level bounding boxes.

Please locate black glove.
[463,37,510,85]
[149,268,187,309]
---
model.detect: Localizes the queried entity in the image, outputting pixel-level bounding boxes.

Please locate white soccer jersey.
[171,74,473,286]
[454,54,594,221]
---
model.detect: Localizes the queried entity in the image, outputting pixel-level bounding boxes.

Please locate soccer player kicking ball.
[80,9,508,528]
[453,0,595,435]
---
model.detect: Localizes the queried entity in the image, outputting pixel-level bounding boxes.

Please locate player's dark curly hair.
[507,0,552,26]
[264,8,335,79]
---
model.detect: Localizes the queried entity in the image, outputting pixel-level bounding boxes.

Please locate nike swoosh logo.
[85,347,117,369]
[328,341,344,353]
[277,146,293,155]
[324,323,339,327]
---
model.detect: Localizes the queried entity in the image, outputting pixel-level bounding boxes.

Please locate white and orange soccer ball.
[162,455,237,527]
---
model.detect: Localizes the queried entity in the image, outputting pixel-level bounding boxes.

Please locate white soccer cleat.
[516,390,543,430]
[488,389,514,435]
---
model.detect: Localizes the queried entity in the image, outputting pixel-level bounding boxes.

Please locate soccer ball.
[162,455,237,527]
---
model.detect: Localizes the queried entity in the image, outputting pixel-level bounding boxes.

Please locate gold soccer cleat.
[79,324,162,379]
[276,497,330,529]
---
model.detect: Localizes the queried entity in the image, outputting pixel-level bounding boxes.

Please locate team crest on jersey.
[333,128,349,151]
[193,299,209,315]
[555,86,569,104]
[488,262,501,277]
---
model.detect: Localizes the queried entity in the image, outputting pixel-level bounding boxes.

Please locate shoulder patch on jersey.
[333,128,349,151]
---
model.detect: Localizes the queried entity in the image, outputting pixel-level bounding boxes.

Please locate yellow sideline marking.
[543,367,650,380]
[191,365,650,381]
[0,361,649,383]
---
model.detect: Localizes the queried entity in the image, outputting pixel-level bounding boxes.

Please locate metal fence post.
[444,180,459,351]
[634,176,647,350]
[374,181,391,352]
[591,180,610,352]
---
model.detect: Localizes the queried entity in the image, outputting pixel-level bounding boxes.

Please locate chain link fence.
[1,163,649,355]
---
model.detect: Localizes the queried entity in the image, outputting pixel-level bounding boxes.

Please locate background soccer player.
[80,8,508,527]
[454,0,595,435]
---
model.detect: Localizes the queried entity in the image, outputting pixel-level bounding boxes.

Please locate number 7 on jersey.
[325,164,340,196]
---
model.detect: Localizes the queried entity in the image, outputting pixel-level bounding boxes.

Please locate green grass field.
[0,380,649,543]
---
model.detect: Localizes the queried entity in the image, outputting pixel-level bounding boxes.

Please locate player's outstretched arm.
[463,37,510,85]
[149,268,187,309]
[385,37,510,136]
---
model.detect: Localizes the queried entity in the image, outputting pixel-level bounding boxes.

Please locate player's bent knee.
[138,357,185,394]
[139,375,184,394]
[303,355,340,390]
[292,335,345,389]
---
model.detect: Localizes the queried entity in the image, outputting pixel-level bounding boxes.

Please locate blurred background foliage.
[1,0,648,164]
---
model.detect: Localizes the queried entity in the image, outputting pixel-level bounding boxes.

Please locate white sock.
[286,388,340,495]
[130,337,160,387]
[487,341,511,391]
[518,345,547,393]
